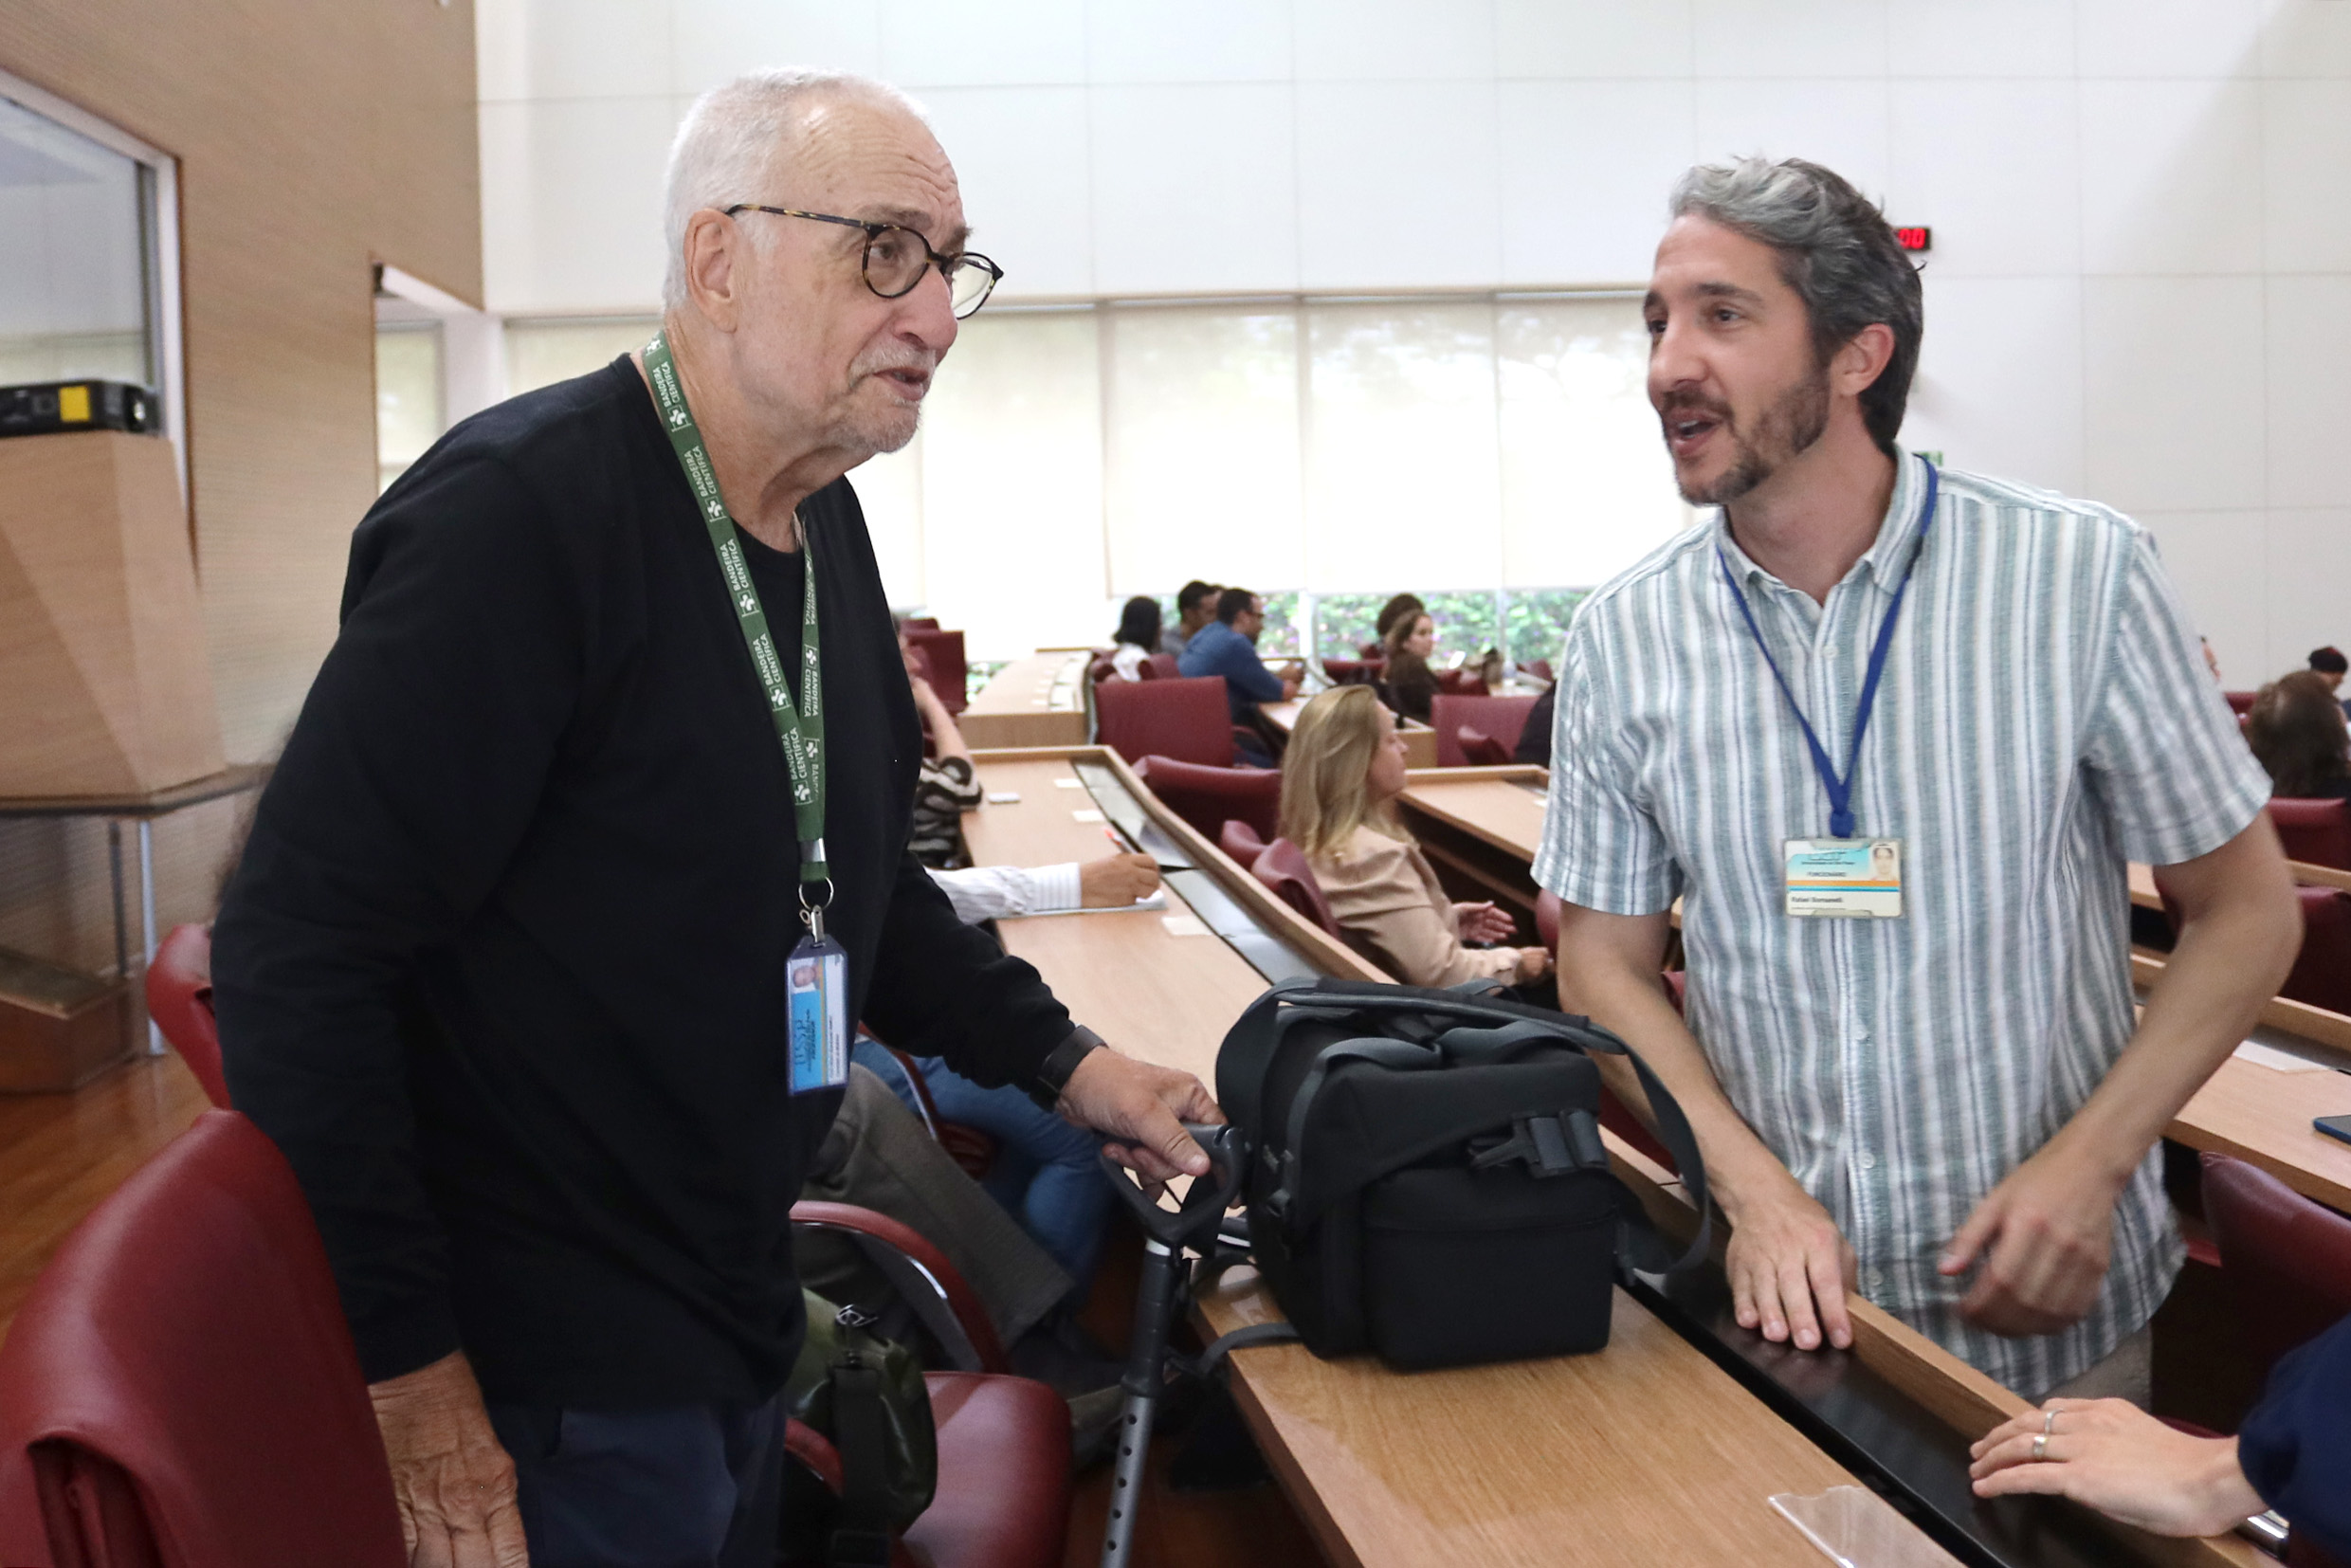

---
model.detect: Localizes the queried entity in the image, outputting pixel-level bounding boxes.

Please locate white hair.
[661,68,929,312]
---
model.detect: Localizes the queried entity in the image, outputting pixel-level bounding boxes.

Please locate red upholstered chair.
[1434,665,1487,697]
[2200,1154,2351,1383]
[1358,640,1383,660]
[1132,755,1282,843]
[0,1109,409,1568]
[147,922,228,1109]
[787,1203,1069,1568]
[1321,657,1384,686]
[1520,659,1553,684]
[1430,694,1539,768]
[2225,689,2258,716]
[900,616,939,632]
[1455,727,1512,767]
[2283,887,2351,1016]
[1250,839,1341,939]
[2271,798,2351,871]
[1218,820,1267,867]
[1139,652,1180,681]
[1087,655,1120,685]
[1094,677,1234,768]
[905,629,967,715]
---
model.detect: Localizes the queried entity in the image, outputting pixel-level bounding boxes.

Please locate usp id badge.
[1784,838,1904,919]
[787,932,849,1094]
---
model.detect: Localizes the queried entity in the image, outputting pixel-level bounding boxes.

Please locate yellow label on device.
[1785,838,1903,919]
[57,385,90,423]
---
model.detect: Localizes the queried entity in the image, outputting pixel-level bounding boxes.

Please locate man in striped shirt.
[1537,157,2301,1399]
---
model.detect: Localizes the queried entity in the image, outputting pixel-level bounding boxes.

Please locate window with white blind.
[503,294,1693,663]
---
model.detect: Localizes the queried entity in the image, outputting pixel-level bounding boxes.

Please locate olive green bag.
[779,1292,938,1568]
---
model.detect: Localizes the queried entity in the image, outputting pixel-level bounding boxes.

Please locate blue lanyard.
[1716,462,1939,841]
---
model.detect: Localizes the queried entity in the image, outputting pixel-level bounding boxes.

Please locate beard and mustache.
[1659,362,1832,507]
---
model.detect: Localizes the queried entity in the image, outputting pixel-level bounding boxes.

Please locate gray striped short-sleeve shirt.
[1533,448,2269,1396]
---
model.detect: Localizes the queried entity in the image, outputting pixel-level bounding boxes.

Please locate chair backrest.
[146,923,228,1110]
[2200,1152,2351,1386]
[1133,755,1282,842]
[2225,689,2258,715]
[1139,652,1181,682]
[1321,657,1383,686]
[1358,640,1383,660]
[1087,655,1120,685]
[904,629,966,714]
[1435,665,1487,697]
[1093,677,1233,768]
[1456,727,1512,767]
[2271,797,2351,871]
[1520,658,1553,684]
[1430,694,1539,767]
[899,616,939,632]
[0,1110,407,1568]
[2283,886,2351,1015]
[1218,820,1267,867]
[1249,838,1340,938]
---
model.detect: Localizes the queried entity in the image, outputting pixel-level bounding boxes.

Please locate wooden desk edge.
[0,761,271,820]
[1605,1134,2263,1568]
[2134,950,2351,1056]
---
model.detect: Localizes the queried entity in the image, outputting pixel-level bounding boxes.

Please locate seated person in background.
[1110,595,1161,681]
[902,626,983,866]
[858,852,1155,1301]
[2310,645,2351,717]
[1368,592,1425,657]
[1969,1310,2351,1559]
[1380,608,1439,723]
[1162,579,1219,656]
[1515,680,1557,766]
[1282,685,1549,990]
[1180,586,1301,765]
[2247,670,2351,799]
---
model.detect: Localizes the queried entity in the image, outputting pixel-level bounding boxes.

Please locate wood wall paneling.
[0,2,481,976]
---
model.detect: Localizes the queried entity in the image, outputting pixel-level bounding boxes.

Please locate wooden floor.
[0,1052,210,1342]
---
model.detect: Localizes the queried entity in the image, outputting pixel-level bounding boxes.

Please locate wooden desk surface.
[960,755,1267,1085]
[1397,769,1547,862]
[958,652,1089,750]
[2172,1040,2351,1214]
[1193,1281,1876,1568]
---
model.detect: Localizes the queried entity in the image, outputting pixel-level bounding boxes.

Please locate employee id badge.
[1784,838,1904,919]
[786,933,850,1094]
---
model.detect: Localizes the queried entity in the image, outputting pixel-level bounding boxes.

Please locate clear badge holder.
[1769,1486,1964,1568]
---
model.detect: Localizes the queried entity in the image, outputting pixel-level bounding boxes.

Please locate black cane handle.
[1098,1122,1246,1249]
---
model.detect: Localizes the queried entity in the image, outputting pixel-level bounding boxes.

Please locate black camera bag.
[1213,976,1710,1370]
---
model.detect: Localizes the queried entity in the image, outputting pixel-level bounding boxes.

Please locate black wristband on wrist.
[1026,1025,1105,1110]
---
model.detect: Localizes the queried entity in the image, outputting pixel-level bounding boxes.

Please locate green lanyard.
[643,330,829,908]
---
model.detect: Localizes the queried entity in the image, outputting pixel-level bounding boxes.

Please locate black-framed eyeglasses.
[723,204,1002,319]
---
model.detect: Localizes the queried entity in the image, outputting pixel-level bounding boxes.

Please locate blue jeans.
[852,1040,1115,1295]
[487,1394,783,1568]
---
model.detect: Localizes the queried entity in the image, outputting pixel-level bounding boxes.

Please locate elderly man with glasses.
[212,68,1219,1568]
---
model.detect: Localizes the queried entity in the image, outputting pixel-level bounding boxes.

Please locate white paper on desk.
[986,791,1021,804]
[1054,777,1084,789]
[1070,809,1104,823]
[1004,892,1168,919]
[2233,1040,2332,1073]
[1161,913,1210,937]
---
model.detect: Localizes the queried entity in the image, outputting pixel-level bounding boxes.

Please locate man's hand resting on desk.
[1080,852,1160,907]
[1057,1046,1224,1183]
[369,1350,529,1568]
[1722,1162,1858,1352]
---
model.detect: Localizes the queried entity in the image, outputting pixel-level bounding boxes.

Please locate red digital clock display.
[1894,227,1932,252]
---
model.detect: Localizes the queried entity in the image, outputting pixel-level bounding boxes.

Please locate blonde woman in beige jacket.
[1279,685,1550,989]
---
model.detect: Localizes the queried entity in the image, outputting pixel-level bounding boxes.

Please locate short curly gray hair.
[1669,157,1923,454]
[661,68,929,312]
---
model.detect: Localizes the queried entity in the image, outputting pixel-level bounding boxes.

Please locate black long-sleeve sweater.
[212,356,1074,1407]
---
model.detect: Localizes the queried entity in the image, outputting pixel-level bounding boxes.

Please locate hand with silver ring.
[1968,1396,2264,1537]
